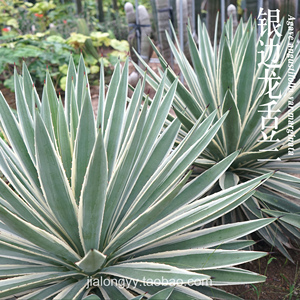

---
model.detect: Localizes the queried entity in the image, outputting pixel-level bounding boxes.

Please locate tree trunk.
[98,0,104,22]
[155,0,173,64]
[263,0,269,12]
[278,0,297,35]
[245,0,257,19]
[207,0,221,45]
[194,0,202,25]
[76,0,82,14]
[112,0,118,12]
[279,0,297,16]
[176,0,192,62]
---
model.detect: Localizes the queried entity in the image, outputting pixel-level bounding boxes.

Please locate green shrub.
[0,0,129,92]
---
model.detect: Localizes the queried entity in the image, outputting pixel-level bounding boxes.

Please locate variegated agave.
[0,56,275,299]
[134,16,300,260]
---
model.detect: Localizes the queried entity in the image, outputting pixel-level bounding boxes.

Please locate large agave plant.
[134,16,300,260]
[0,56,275,299]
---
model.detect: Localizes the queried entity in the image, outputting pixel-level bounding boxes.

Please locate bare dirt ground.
[223,245,300,300]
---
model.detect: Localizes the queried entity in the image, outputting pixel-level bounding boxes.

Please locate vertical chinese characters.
[257,8,282,162]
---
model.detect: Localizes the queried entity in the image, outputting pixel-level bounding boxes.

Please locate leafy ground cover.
[0,0,129,92]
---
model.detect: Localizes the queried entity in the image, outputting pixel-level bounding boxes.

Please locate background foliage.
[0,0,129,92]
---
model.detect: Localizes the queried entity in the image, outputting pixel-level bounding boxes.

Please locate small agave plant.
[0,55,275,299]
[134,16,300,260]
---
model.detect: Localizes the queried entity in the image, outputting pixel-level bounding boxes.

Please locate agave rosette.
[0,55,276,299]
[134,16,300,260]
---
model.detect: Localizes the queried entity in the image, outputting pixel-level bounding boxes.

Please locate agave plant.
[0,55,275,299]
[134,16,300,260]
